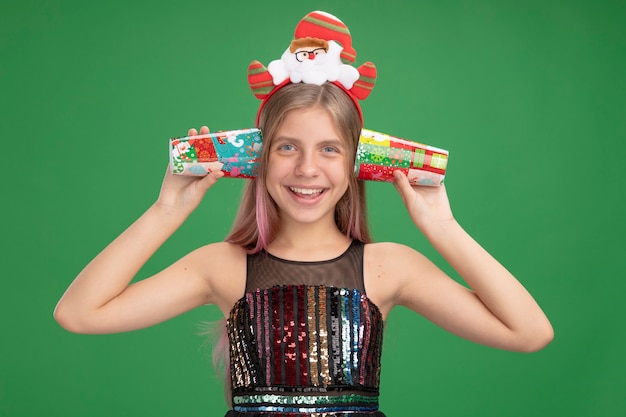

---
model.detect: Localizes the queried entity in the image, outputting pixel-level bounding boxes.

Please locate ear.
[247,60,274,99]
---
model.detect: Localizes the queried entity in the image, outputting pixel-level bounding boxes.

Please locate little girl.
[55,11,552,416]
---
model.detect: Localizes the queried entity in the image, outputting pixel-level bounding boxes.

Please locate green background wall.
[2,0,624,416]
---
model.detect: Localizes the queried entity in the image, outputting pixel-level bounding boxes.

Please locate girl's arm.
[54,127,231,334]
[384,172,553,352]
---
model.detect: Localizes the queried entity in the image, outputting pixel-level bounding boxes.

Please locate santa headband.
[247,10,377,125]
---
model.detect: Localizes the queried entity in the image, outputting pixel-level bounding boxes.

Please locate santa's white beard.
[288,44,342,84]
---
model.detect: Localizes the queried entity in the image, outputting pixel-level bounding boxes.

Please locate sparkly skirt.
[225,412,386,417]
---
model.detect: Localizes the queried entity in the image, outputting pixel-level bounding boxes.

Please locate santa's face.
[286,41,342,72]
[267,39,355,87]
[294,47,327,62]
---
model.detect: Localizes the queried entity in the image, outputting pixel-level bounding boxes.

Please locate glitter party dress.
[225,240,386,416]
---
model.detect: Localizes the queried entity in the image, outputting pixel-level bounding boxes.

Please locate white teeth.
[289,187,324,195]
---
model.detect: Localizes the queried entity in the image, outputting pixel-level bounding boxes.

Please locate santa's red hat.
[293,10,357,64]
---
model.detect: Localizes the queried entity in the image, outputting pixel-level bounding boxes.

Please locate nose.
[308,54,315,60]
[294,152,320,177]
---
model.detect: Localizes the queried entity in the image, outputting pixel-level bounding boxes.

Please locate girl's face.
[266,106,350,229]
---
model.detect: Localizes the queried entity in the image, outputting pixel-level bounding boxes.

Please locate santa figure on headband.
[247,10,376,102]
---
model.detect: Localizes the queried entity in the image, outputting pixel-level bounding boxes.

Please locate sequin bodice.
[225,242,386,416]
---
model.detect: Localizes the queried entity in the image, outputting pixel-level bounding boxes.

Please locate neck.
[268,218,352,261]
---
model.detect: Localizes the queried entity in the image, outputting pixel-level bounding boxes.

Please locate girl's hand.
[392,170,454,231]
[156,126,224,214]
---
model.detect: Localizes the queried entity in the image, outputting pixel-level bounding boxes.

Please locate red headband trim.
[254,81,363,127]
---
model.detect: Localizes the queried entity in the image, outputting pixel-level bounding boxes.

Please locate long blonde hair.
[225,82,372,252]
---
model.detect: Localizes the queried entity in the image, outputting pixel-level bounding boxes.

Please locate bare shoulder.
[364,241,427,272]
[183,241,246,269]
[364,242,446,317]
[185,241,247,315]
[363,242,426,318]
[196,241,247,259]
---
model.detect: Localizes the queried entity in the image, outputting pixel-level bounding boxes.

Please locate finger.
[391,171,415,207]
[199,126,210,135]
[188,128,198,136]
[197,169,224,191]
[392,170,413,197]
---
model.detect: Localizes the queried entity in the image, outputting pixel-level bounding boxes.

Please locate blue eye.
[322,146,339,153]
[278,144,295,151]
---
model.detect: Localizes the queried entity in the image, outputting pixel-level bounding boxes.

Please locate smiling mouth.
[289,187,325,196]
